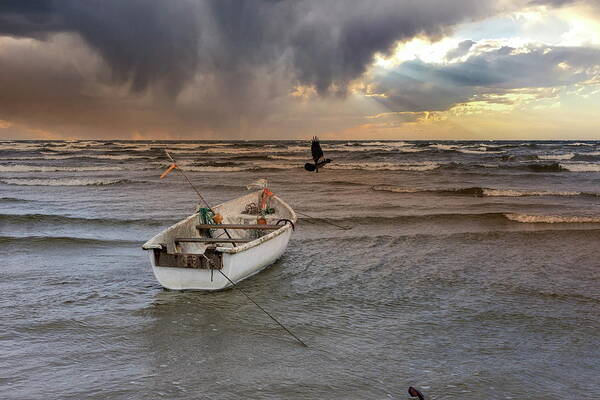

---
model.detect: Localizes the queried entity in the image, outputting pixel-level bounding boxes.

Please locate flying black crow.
[408,387,425,400]
[304,136,332,172]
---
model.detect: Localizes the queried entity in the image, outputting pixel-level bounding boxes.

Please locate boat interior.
[143,190,295,265]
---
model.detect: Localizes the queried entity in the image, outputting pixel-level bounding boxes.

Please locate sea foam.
[559,163,600,172]
[331,162,440,171]
[0,164,122,172]
[0,178,132,186]
[504,214,600,223]
[538,153,575,160]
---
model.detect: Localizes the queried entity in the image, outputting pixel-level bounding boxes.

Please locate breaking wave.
[299,212,600,226]
[330,162,440,171]
[0,178,136,186]
[198,146,305,155]
[298,212,505,226]
[153,160,300,172]
[371,185,589,197]
[567,142,594,146]
[482,188,582,197]
[0,213,168,227]
[458,148,505,154]
[429,144,457,151]
[572,153,600,161]
[504,214,600,224]
[0,235,140,246]
[559,163,600,172]
[183,166,250,172]
[537,153,575,160]
[267,155,307,161]
[0,164,123,172]
[0,154,155,161]
[438,161,600,173]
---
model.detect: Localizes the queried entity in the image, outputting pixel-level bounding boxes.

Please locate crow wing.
[311,136,324,163]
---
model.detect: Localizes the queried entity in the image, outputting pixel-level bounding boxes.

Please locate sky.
[0,0,599,140]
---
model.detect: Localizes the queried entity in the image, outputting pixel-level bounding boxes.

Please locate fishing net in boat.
[198,207,216,238]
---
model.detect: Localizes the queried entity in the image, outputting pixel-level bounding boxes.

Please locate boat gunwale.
[142,194,296,253]
[216,195,295,254]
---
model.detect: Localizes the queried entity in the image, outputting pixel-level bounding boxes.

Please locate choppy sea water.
[1,139,599,400]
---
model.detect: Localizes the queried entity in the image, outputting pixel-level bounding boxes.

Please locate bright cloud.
[0,0,599,139]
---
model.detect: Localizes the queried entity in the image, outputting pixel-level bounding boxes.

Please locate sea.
[1,139,599,400]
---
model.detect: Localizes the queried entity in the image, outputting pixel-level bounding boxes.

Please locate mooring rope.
[200,258,419,398]
[201,255,307,347]
[295,210,352,230]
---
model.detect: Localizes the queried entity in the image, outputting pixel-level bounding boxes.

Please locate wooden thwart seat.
[196,224,281,230]
[175,237,251,244]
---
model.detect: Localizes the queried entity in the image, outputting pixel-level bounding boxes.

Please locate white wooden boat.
[142,190,296,290]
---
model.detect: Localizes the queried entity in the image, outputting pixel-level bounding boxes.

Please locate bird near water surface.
[304,136,332,172]
[408,386,425,400]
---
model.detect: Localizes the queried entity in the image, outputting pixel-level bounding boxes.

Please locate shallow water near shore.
[1,140,599,399]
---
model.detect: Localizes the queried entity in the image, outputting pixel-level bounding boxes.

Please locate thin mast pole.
[165,150,211,209]
[202,255,307,347]
[165,150,236,244]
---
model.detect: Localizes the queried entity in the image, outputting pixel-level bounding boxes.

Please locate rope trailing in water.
[201,254,307,347]
[295,211,352,231]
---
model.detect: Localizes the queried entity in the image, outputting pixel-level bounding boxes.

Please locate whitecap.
[183,166,249,172]
[267,155,306,161]
[505,213,600,223]
[0,178,131,186]
[538,153,574,160]
[356,141,411,147]
[458,149,505,154]
[567,142,594,146]
[483,189,580,197]
[371,185,420,193]
[430,144,457,151]
[328,145,393,152]
[0,165,123,172]
[329,161,439,171]
[0,154,148,161]
[198,146,304,155]
[559,163,600,172]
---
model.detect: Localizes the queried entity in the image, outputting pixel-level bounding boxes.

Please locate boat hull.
[149,227,293,290]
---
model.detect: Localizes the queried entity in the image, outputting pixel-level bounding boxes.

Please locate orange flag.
[160,163,177,179]
[260,188,274,209]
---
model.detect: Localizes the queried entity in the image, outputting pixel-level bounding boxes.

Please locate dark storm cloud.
[0,0,592,138]
[0,0,201,94]
[441,46,600,88]
[369,44,600,112]
[0,0,503,96]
